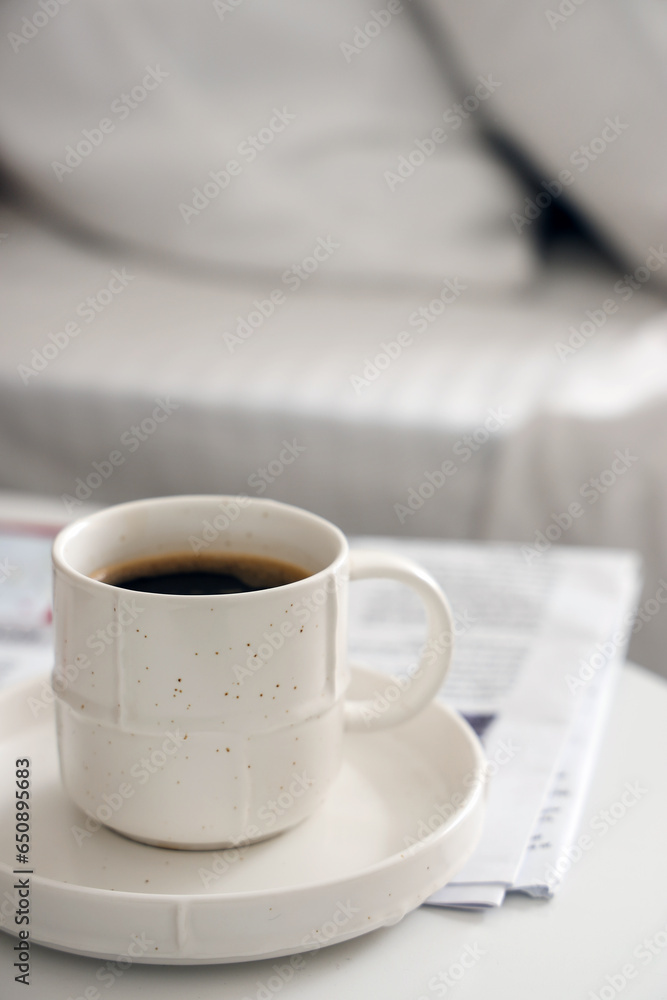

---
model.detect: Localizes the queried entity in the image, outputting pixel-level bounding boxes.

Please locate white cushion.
[0,0,534,290]
[421,0,667,284]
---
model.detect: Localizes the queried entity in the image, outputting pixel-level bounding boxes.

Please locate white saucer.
[0,668,486,964]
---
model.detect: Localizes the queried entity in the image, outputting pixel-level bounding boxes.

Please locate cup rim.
[52,495,349,600]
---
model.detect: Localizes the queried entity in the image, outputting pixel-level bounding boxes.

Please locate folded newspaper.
[0,522,641,908]
[347,537,641,907]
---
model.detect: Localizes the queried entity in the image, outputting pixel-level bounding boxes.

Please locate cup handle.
[344,549,454,732]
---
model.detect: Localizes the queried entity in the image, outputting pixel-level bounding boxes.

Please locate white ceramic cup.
[52,495,454,849]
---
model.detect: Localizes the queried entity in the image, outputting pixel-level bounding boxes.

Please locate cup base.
[92,811,312,851]
[54,695,344,848]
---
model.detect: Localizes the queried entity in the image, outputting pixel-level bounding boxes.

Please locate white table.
[1,491,666,997]
[1,661,665,1000]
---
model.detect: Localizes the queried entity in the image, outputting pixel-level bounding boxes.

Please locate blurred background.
[0,0,666,675]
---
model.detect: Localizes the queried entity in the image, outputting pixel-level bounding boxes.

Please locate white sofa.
[0,1,666,676]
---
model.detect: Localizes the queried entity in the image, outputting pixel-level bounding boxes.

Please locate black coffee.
[91,551,309,595]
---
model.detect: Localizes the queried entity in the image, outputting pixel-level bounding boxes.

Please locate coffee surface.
[91,551,309,595]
